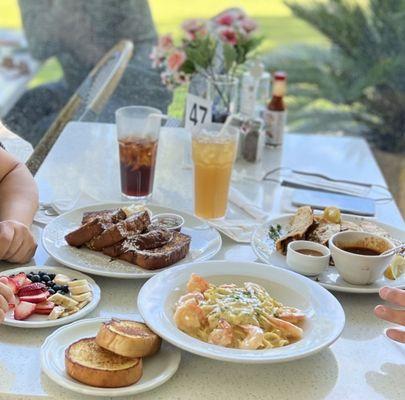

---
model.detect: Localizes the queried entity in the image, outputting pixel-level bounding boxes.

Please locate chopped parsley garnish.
[268,224,282,241]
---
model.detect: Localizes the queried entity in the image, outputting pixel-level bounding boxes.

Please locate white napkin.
[206,219,259,243]
[34,191,100,225]
[228,187,269,221]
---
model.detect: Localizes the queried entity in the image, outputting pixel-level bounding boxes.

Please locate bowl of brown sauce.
[286,241,331,276]
[329,231,394,285]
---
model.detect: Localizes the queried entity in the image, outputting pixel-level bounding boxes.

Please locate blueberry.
[53,284,61,292]
[61,285,69,293]
[27,274,33,280]
[42,275,51,282]
[46,281,54,287]
[57,290,65,295]
[48,273,56,280]
[31,274,40,283]
[48,288,55,295]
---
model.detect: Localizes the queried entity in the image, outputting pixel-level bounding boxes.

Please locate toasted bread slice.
[103,231,191,270]
[81,209,127,225]
[96,319,161,358]
[65,337,142,388]
[65,218,112,247]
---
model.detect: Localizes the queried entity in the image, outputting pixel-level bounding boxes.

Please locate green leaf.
[223,43,237,73]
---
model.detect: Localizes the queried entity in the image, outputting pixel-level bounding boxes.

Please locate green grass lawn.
[1,0,326,117]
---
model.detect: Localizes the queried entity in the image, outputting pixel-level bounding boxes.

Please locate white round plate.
[42,202,222,279]
[1,266,100,328]
[40,316,181,397]
[138,260,345,364]
[251,214,405,294]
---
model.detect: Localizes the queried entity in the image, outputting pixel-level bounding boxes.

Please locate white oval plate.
[42,202,222,279]
[1,266,100,328]
[138,260,345,364]
[41,316,181,397]
[251,214,405,294]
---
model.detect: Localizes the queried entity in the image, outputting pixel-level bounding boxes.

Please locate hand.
[374,286,405,343]
[0,281,14,322]
[0,220,37,263]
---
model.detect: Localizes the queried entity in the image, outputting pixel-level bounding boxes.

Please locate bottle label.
[263,109,286,145]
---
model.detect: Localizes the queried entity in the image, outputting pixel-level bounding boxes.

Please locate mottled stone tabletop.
[0,123,404,400]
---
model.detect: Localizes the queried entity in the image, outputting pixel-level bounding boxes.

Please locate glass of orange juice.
[192,123,238,219]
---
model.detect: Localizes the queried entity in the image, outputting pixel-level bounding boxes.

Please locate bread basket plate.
[138,260,345,364]
[40,316,181,397]
[42,202,222,279]
[251,214,405,293]
[1,266,100,328]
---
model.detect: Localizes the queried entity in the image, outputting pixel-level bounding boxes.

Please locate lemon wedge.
[323,206,341,224]
[384,254,405,280]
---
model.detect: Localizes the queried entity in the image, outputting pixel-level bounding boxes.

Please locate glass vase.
[207,75,239,123]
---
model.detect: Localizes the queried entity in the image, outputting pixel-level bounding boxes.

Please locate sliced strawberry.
[10,272,28,290]
[21,277,32,288]
[18,283,47,297]
[0,276,17,294]
[14,301,36,320]
[34,301,55,315]
[19,291,49,304]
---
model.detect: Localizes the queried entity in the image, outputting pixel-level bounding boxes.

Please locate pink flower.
[158,34,174,51]
[218,27,238,46]
[150,46,165,68]
[239,18,258,34]
[167,49,186,72]
[215,13,234,26]
[181,19,208,40]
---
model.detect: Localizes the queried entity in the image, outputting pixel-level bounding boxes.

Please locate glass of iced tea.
[115,106,162,199]
[191,123,238,219]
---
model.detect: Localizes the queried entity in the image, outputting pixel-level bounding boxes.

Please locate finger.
[3,234,24,260]
[0,224,14,259]
[0,309,4,323]
[379,287,405,307]
[386,328,405,343]
[9,243,36,264]
[0,282,14,303]
[0,295,9,314]
[374,305,405,326]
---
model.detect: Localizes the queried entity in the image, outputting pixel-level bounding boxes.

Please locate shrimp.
[177,291,205,306]
[208,319,234,347]
[276,307,306,325]
[174,302,206,331]
[239,325,264,349]
[187,273,210,293]
[266,316,303,340]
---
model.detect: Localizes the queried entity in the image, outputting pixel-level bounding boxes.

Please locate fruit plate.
[138,260,345,364]
[42,202,222,279]
[251,214,405,294]
[40,316,181,397]
[1,266,100,328]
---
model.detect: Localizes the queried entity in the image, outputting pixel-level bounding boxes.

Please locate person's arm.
[0,145,38,263]
[374,286,405,343]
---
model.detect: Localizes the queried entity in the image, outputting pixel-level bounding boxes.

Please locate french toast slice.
[65,218,113,247]
[88,211,151,251]
[104,231,191,270]
[65,337,142,388]
[96,319,162,358]
[81,209,127,225]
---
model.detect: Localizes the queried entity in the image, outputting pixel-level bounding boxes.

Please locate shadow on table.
[334,292,385,341]
[366,362,405,400]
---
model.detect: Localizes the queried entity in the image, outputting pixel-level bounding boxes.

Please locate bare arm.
[0,148,38,225]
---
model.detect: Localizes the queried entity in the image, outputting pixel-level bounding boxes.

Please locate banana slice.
[77,299,90,309]
[68,279,88,288]
[53,274,72,286]
[48,305,65,320]
[71,292,92,302]
[69,284,91,295]
[61,307,79,317]
[48,293,79,309]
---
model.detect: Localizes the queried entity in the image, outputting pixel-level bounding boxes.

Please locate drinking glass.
[191,123,238,219]
[115,106,162,199]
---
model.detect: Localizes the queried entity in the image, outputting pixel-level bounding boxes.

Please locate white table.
[0,122,404,400]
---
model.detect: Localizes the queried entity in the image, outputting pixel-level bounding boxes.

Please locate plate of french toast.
[42,202,222,278]
[40,316,181,396]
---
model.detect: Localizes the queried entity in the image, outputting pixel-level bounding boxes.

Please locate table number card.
[185,93,212,132]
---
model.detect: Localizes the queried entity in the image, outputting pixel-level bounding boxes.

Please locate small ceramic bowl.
[286,240,331,276]
[329,231,394,285]
[151,213,185,232]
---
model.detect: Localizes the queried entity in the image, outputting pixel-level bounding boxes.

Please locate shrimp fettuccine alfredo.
[174,274,306,350]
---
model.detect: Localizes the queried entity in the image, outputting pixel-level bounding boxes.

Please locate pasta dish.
[174,274,305,350]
